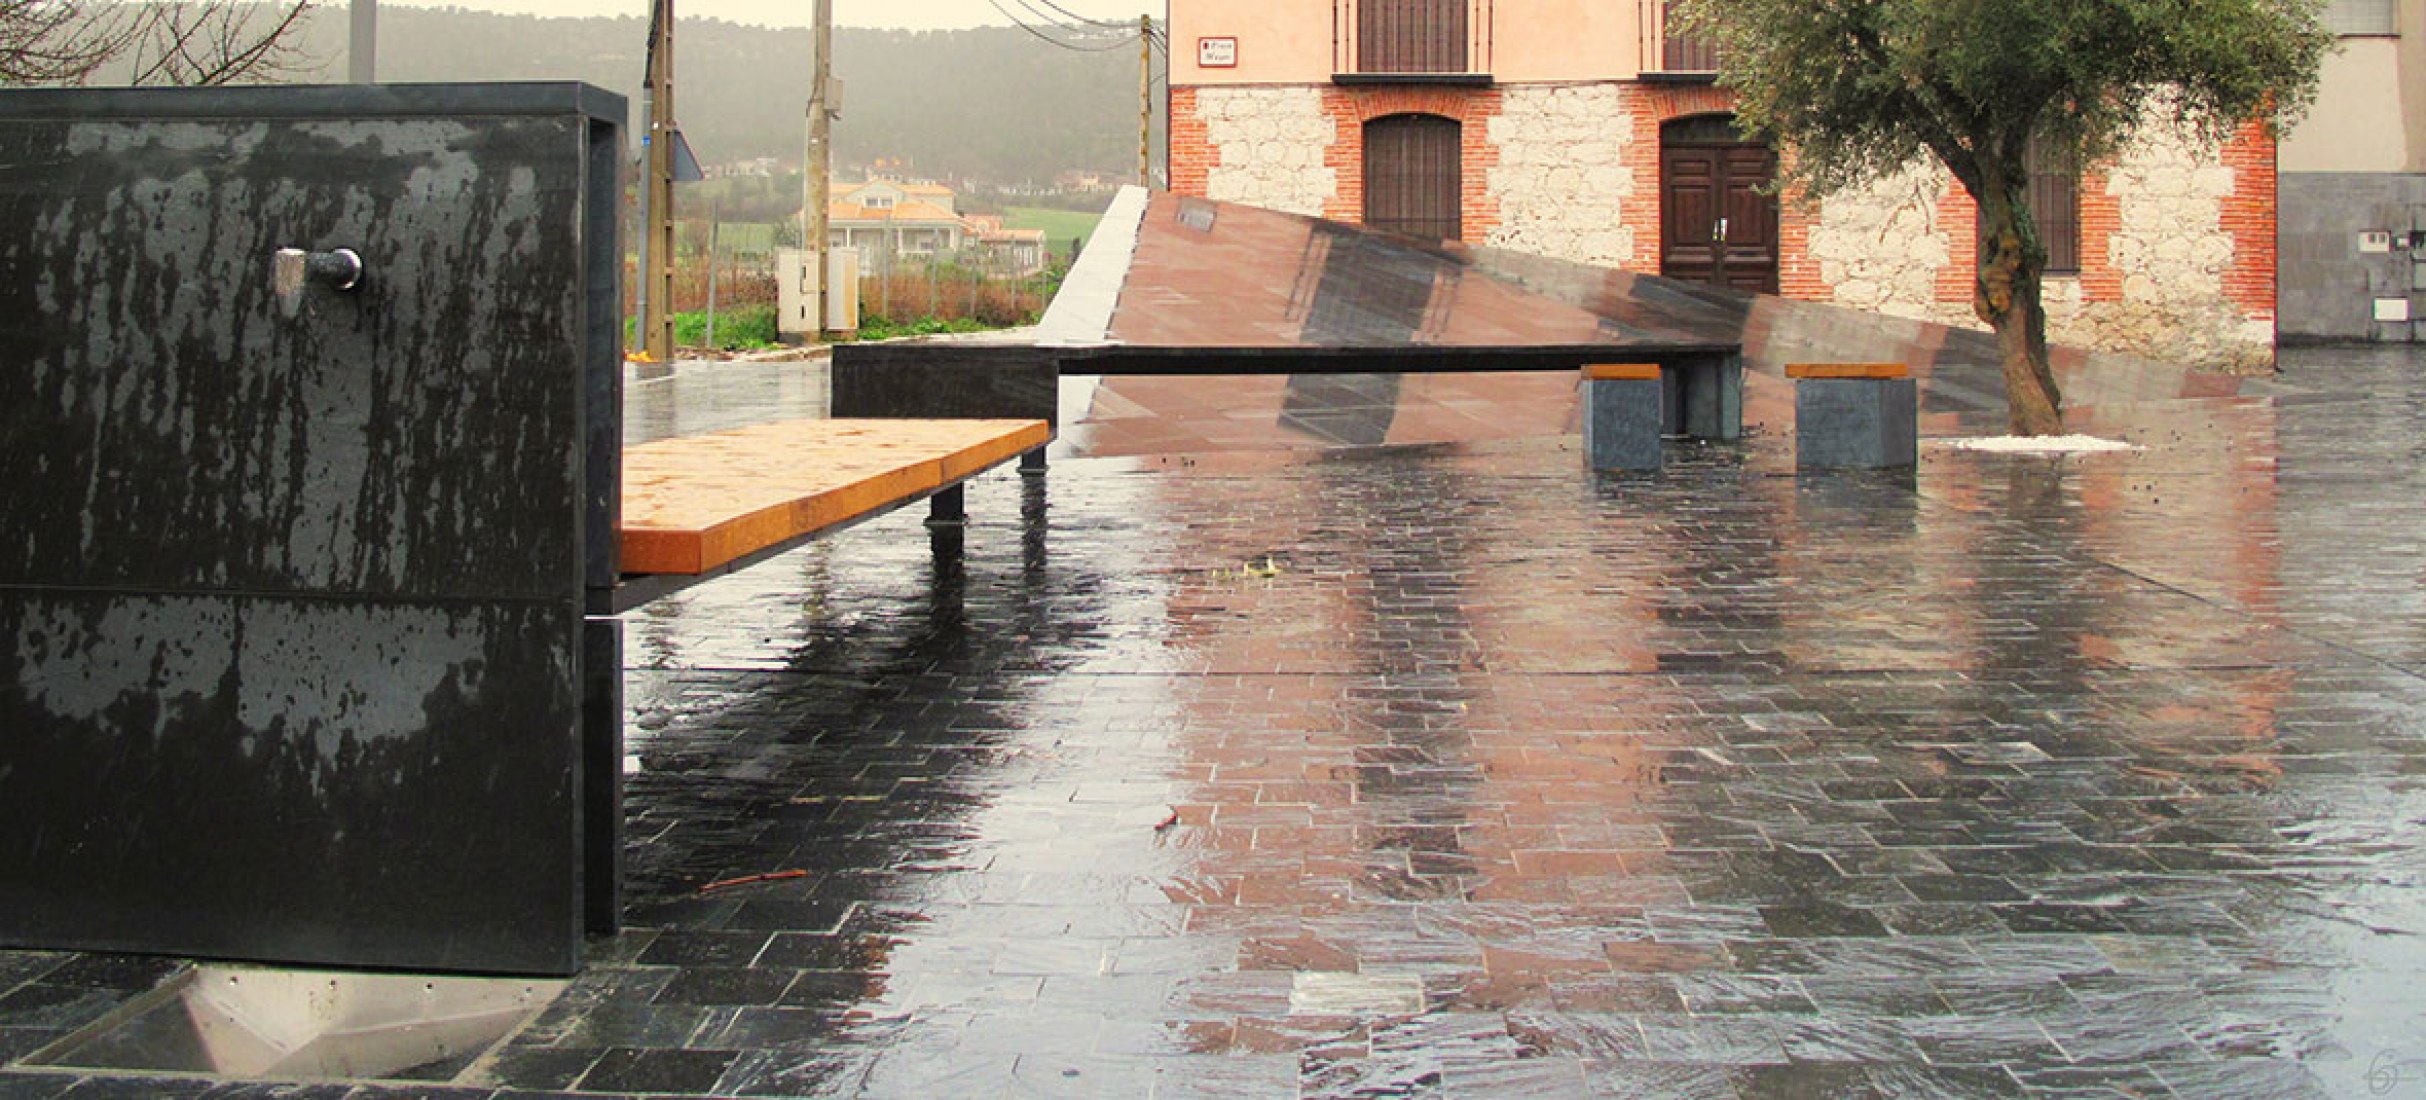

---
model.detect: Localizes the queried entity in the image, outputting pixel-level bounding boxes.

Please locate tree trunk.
[1973,186,2064,436]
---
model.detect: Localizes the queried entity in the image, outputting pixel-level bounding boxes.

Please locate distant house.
[1167,0,2283,368]
[705,156,781,179]
[1056,169,1120,191]
[962,214,1051,274]
[828,178,1050,275]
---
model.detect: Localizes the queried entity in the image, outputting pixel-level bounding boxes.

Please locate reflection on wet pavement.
[5,344,2426,1099]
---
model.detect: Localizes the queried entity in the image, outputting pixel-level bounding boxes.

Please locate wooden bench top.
[1785,362,1909,379]
[1583,363,1662,381]
[620,417,1050,576]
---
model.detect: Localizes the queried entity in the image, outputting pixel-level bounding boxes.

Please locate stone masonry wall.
[1171,81,2276,367]
[1180,86,1336,217]
[1484,85,1633,265]
[1809,121,2277,369]
[1804,164,1957,322]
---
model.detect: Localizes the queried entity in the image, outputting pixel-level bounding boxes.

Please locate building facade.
[2276,0,2426,342]
[1167,0,2280,367]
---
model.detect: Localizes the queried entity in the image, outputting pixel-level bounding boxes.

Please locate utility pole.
[641,0,676,363]
[1139,14,1152,187]
[807,0,834,339]
[348,0,375,83]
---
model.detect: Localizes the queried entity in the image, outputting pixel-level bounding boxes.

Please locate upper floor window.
[1333,0,1493,81]
[2325,0,2397,35]
[1980,136,2080,275]
[1660,0,1718,72]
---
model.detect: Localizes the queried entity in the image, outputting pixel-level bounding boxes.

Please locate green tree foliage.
[1677,0,2331,434]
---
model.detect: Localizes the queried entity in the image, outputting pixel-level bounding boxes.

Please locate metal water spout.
[272,247,364,316]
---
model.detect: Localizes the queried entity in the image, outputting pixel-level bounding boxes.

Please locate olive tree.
[1676,0,2331,435]
[1,0,312,87]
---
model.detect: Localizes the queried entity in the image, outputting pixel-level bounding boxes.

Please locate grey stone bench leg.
[1583,364,1664,471]
[1789,364,1918,469]
[1666,353,1745,442]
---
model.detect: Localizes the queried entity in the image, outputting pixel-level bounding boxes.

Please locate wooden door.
[1364,114,1463,242]
[1659,123,1779,293]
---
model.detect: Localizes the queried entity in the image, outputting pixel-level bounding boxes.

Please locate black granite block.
[0,114,593,600]
[0,593,582,974]
[830,345,1060,425]
[0,85,622,976]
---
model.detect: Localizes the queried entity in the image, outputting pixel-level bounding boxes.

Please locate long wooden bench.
[576,415,1050,937]
[597,417,1051,612]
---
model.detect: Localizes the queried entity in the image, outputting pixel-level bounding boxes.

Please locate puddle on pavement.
[31,965,565,1083]
[1290,972,1426,1016]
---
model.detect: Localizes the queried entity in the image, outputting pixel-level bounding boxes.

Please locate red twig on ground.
[697,869,809,894]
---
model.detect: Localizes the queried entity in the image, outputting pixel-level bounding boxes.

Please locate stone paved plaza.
[3,338,2424,1099]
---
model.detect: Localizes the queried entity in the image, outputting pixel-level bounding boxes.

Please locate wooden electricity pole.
[641,0,677,363]
[1139,14,1152,187]
[348,0,376,83]
[806,0,834,339]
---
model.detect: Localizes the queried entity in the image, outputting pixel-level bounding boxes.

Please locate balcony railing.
[1641,0,1718,76]
[1334,0,1493,83]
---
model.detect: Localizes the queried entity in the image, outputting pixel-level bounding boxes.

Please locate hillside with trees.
[273,6,1164,187]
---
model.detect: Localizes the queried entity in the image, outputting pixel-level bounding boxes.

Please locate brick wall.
[2218,122,2277,322]
[1170,87,1214,198]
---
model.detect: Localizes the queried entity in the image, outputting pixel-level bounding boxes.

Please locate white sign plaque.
[1198,37,1238,68]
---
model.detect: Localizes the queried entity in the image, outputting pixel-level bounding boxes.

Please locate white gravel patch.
[1934,434,2143,454]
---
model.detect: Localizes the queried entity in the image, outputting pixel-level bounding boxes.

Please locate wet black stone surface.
[0,85,624,976]
[7,320,2426,1097]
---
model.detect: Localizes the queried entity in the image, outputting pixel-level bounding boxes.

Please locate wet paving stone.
[10,345,2426,1097]
[576,1046,740,1094]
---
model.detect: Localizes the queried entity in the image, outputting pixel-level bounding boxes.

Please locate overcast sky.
[381,0,1159,31]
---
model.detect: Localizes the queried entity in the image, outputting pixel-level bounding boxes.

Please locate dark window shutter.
[1978,134,2080,276]
[1660,0,1719,71]
[1359,0,1469,73]
[1364,114,1463,242]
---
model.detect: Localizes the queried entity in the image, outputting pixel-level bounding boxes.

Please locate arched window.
[1363,114,1462,241]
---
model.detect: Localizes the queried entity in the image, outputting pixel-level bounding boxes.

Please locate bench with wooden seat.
[596,417,1050,612]
[576,414,1049,936]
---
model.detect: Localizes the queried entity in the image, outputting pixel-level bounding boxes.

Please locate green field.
[1005,206,1105,251]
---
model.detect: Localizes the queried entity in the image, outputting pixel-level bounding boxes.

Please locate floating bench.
[1786,363,1918,470]
[601,417,1051,612]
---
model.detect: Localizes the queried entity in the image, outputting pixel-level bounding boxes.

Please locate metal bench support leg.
[928,484,967,564]
[928,484,967,528]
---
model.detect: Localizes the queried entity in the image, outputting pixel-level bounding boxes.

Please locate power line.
[986,0,1137,51]
[1018,0,1129,30]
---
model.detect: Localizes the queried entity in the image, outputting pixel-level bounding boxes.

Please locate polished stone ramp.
[837,187,2249,452]
[4,344,2425,1096]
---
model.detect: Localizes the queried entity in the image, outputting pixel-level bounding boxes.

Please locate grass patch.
[1004,206,1103,251]
[852,315,994,341]
[628,304,783,352]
